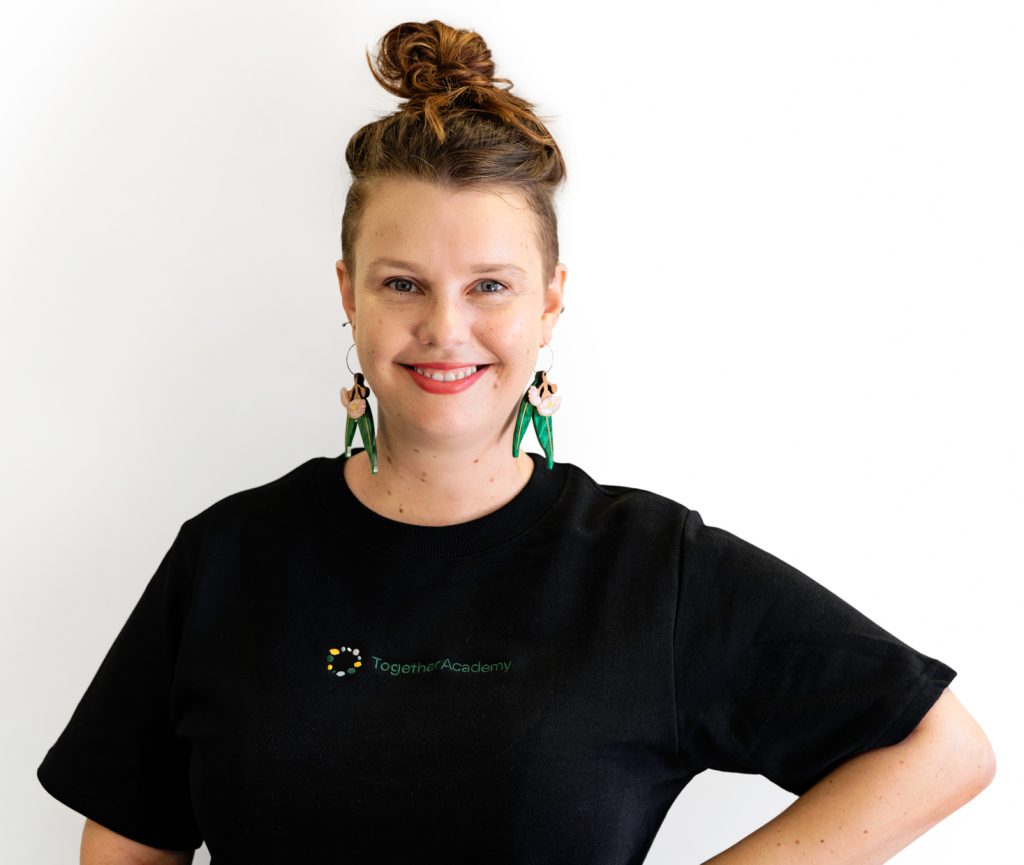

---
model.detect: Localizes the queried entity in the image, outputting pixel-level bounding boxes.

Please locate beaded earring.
[513,342,561,470]
[340,342,378,474]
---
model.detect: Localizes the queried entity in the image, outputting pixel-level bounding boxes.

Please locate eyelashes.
[384,277,510,296]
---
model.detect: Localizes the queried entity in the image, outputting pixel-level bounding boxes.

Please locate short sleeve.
[674,508,958,796]
[37,521,203,851]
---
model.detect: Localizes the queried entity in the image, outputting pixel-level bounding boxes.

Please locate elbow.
[941,721,997,808]
[950,705,997,799]
[905,688,996,812]
[969,731,997,793]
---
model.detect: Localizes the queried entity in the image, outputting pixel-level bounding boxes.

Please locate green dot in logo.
[348,667,356,674]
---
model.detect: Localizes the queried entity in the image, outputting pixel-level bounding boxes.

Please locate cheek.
[486,315,533,350]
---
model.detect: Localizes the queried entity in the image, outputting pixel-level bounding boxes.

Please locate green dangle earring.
[513,341,561,470]
[340,341,378,474]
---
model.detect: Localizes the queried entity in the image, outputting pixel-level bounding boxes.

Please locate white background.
[3,1,1019,862]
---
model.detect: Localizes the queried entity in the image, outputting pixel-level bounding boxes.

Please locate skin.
[335,176,566,526]
[79,176,995,864]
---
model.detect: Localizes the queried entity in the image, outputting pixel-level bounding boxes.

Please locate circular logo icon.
[326,645,362,677]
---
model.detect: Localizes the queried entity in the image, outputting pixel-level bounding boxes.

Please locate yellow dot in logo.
[354,661,361,667]
[327,664,333,670]
[329,648,340,656]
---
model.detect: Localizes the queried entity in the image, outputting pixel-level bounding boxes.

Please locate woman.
[38,19,994,865]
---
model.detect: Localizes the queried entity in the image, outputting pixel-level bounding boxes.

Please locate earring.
[513,342,561,470]
[340,343,378,474]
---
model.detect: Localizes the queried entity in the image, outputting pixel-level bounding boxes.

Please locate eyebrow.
[366,258,527,277]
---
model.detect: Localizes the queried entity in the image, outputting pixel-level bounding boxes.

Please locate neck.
[343,421,536,527]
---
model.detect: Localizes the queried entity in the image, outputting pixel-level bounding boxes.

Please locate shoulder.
[559,460,693,540]
[177,455,323,543]
[559,464,783,576]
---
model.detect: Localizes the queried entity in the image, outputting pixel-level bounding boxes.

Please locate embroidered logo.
[325,643,512,680]
[325,645,362,677]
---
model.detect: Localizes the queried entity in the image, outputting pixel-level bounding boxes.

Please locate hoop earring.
[513,342,561,470]
[340,343,378,474]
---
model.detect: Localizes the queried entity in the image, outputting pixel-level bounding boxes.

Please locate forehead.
[357,177,541,277]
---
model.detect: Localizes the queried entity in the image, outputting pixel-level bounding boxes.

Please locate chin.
[388,410,488,438]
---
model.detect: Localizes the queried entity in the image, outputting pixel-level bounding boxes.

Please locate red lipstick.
[401,363,490,394]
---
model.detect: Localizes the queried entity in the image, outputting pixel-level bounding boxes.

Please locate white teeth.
[412,365,479,382]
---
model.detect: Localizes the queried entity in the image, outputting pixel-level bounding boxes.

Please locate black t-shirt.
[37,448,957,864]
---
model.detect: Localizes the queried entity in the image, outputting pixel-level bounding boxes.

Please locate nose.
[415,290,473,348]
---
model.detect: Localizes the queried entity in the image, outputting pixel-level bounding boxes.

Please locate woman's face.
[336,176,566,451]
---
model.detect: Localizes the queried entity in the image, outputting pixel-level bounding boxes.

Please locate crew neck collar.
[313,447,569,559]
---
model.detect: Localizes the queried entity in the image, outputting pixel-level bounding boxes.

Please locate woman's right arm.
[81,819,194,865]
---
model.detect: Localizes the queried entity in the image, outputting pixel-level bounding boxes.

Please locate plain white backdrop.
[3,2,1019,862]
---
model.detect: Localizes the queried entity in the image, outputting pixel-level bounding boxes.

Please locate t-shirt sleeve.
[674,507,958,796]
[37,520,203,851]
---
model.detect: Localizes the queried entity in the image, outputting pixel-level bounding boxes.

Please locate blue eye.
[476,279,508,294]
[386,278,418,294]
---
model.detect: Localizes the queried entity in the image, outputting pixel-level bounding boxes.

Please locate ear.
[336,259,356,332]
[540,262,567,345]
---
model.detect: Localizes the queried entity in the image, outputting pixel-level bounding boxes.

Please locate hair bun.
[366,19,511,103]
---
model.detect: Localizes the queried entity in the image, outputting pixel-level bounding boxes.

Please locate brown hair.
[340,20,567,285]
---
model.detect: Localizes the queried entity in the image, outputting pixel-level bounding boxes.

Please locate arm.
[81,819,194,865]
[702,688,996,865]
